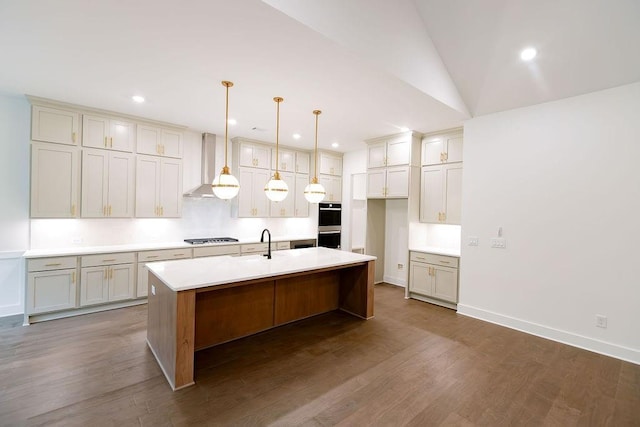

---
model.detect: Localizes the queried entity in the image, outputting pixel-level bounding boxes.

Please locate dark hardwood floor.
[1,283,638,426]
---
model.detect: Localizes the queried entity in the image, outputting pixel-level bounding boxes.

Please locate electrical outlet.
[468,236,479,246]
[491,238,506,249]
[151,285,156,296]
[71,237,83,244]
[596,314,607,328]
[397,263,404,270]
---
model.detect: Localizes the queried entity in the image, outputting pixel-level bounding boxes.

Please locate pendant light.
[264,97,289,202]
[212,81,240,200]
[304,110,326,203]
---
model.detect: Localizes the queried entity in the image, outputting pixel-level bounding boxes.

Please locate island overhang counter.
[145,247,376,390]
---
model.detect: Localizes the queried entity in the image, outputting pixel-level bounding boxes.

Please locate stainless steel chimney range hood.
[184,133,217,198]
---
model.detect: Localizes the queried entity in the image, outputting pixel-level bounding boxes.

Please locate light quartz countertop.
[146,247,376,292]
[23,235,316,258]
[408,246,461,257]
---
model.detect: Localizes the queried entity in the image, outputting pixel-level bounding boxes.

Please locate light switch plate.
[151,285,156,296]
[468,236,479,246]
[491,238,506,249]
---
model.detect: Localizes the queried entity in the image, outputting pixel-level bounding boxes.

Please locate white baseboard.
[382,275,406,288]
[457,303,640,365]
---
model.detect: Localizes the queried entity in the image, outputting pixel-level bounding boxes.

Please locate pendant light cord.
[313,110,321,182]
[273,97,283,178]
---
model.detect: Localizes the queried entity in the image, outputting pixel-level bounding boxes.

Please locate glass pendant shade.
[265,173,289,202]
[212,167,240,200]
[304,179,326,203]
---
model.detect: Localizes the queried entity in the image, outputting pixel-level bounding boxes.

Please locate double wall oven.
[318,202,341,249]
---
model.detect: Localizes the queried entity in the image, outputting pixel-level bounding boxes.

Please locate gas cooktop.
[184,237,239,245]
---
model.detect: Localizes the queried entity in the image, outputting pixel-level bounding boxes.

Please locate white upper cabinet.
[367,138,411,168]
[366,166,410,199]
[271,148,295,173]
[135,155,182,218]
[237,167,270,217]
[31,105,80,145]
[295,151,310,174]
[319,175,342,202]
[422,132,463,165]
[238,140,270,169]
[294,174,310,217]
[420,163,462,225]
[81,149,134,218]
[269,172,295,217]
[82,114,135,152]
[30,142,79,218]
[137,124,183,158]
[318,152,342,176]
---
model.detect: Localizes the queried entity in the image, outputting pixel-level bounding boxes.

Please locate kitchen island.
[146,247,376,390]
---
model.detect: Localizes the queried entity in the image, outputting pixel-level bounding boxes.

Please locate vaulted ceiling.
[1,0,638,153]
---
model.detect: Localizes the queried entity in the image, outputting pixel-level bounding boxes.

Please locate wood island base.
[146,259,374,390]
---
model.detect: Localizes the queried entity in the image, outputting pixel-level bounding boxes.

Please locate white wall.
[0,93,30,316]
[459,82,640,364]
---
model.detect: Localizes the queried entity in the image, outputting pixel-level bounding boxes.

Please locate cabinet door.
[159,158,183,217]
[31,105,79,145]
[366,169,386,198]
[27,269,77,314]
[320,175,341,202]
[446,134,463,163]
[420,166,443,223]
[386,140,410,166]
[294,174,310,217]
[82,115,110,149]
[385,166,409,198]
[109,263,135,301]
[253,169,270,217]
[272,148,294,172]
[443,164,463,225]
[432,265,458,303]
[108,152,135,217]
[367,142,386,168]
[109,119,135,152]
[81,149,108,217]
[136,125,161,156]
[237,167,255,217]
[137,265,149,298]
[80,267,109,306]
[422,136,444,166]
[409,262,431,296]
[161,129,183,158]
[239,144,255,167]
[135,155,160,217]
[270,172,295,217]
[295,151,310,174]
[31,142,79,218]
[319,153,342,176]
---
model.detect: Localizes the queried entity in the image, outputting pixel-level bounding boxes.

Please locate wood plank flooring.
[1,283,638,426]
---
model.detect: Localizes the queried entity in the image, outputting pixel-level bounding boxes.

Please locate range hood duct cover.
[184,132,218,198]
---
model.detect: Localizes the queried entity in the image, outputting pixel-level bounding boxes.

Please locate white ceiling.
[1,0,638,153]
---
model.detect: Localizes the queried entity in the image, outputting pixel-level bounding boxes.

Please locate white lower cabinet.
[26,256,78,314]
[137,248,191,298]
[408,251,459,305]
[80,253,135,306]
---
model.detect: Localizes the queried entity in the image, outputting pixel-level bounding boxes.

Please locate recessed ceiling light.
[228,118,237,125]
[520,47,537,61]
[293,133,301,140]
[331,142,339,148]
[132,95,145,103]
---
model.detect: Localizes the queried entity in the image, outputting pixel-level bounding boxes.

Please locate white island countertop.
[147,247,376,292]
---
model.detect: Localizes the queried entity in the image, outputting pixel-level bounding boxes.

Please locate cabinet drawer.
[139,248,192,262]
[410,252,459,268]
[240,243,269,254]
[28,256,77,272]
[81,252,136,267]
[193,245,240,258]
